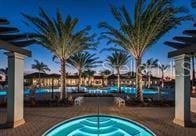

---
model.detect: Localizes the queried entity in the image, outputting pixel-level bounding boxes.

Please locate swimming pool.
[43,115,155,136]
[88,86,168,95]
[0,89,47,96]
[0,86,168,96]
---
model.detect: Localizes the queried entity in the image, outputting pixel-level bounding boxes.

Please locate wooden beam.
[168,44,196,58]
[173,36,196,44]
[183,30,196,37]
[0,34,29,42]
[0,40,31,57]
[164,41,190,49]
[0,27,19,34]
[11,40,36,47]
[0,19,9,25]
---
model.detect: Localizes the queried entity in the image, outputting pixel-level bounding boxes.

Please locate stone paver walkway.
[0,97,196,136]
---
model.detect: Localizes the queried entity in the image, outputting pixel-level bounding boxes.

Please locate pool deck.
[0,97,196,136]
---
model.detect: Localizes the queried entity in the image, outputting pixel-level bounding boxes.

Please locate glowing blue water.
[0,86,168,96]
[0,89,47,96]
[44,115,155,136]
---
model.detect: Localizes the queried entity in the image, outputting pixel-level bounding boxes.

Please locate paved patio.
[0,97,196,136]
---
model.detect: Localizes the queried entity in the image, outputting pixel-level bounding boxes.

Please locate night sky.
[0,0,195,75]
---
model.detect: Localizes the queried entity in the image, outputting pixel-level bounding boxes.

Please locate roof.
[25,72,81,79]
[24,72,60,79]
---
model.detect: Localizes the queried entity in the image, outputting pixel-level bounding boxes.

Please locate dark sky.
[0,0,195,75]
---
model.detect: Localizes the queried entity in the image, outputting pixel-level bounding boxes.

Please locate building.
[24,72,104,87]
[24,72,162,88]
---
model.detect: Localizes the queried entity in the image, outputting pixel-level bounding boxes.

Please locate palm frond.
[100,0,190,59]
[23,8,97,61]
[67,52,101,72]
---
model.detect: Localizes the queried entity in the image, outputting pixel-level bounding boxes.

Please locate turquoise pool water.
[0,86,168,96]
[88,86,167,95]
[0,89,47,96]
[44,115,155,136]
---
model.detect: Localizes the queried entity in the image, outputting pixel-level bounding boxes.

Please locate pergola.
[0,18,35,128]
[165,23,196,127]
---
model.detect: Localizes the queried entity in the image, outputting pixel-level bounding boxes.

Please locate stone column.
[173,54,192,127]
[6,52,26,128]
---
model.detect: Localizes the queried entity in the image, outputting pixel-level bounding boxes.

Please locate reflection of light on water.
[0,86,171,96]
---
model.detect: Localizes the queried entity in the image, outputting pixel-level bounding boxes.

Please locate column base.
[173,118,192,127]
[6,119,25,128]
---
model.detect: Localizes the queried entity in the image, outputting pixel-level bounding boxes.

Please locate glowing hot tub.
[44,115,155,136]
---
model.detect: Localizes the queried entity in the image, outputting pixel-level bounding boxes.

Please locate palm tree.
[158,64,170,88]
[106,51,130,93]
[0,68,8,79]
[32,59,50,86]
[99,0,190,102]
[191,54,195,87]
[68,52,100,92]
[100,70,111,86]
[83,69,96,86]
[142,58,158,88]
[23,8,96,100]
[0,68,8,84]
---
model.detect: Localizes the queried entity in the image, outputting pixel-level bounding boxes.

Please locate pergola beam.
[0,27,19,34]
[164,41,191,49]
[168,44,196,58]
[0,34,30,42]
[11,40,36,47]
[0,40,31,57]
[183,30,196,37]
[173,36,196,44]
[0,19,9,25]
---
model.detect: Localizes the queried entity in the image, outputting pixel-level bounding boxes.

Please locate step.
[115,123,140,136]
[80,119,116,128]
[55,123,82,136]
[79,126,118,135]
[86,117,110,123]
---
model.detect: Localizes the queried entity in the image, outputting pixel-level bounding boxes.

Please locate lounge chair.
[74,96,83,106]
[114,97,125,107]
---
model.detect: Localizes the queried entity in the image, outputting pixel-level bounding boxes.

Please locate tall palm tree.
[99,0,190,102]
[0,68,8,78]
[158,64,170,88]
[23,8,96,100]
[100,70,111,86]
[83,69,96,86]
[32,59,50,86]
[0,68,8,83]
[142,58,158,88]
[191,54,195,87]
[68,52,100,92]
[106,51,130,92]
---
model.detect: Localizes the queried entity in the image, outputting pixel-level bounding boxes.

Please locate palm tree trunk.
[192,55,195,87]
[102,77,105,87]
[60,59,66,100]
[147,75,151,88]
[51,77,54,99]
[78,70,81,92]
[117,69,121,93]
[135,58,143,102]
[38,71,41,87]
[161,71,164,88]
